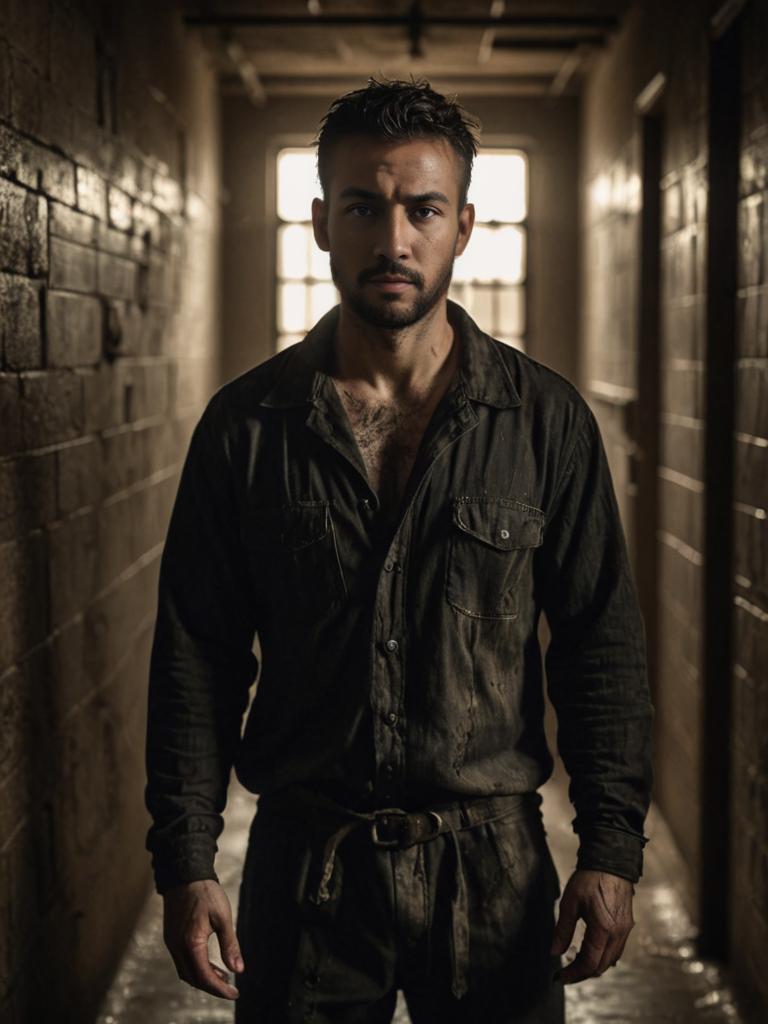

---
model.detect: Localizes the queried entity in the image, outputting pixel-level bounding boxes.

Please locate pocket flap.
[453,497,543,550]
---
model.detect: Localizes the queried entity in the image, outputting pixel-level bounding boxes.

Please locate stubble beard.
[330,251,456,330]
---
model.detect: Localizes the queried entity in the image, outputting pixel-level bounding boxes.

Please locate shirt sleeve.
[537,407,654,883]
[144,395,258,894]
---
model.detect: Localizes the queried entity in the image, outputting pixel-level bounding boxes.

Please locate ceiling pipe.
[492,35,607,49]
[184,12,620,29]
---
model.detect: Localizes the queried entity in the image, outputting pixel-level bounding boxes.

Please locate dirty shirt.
[144,301,653,895]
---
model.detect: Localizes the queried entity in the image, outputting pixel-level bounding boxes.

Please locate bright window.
[448,149,528,350]
[275,146,528,352]
[276,148,338,352]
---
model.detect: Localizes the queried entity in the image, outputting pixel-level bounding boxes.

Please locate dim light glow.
[309,240,332,281]
[309,282,337,324]
[454,224,525,284]
[278,282,307,333]
[278,223,309,280]
[468,151,527,223]
[275,146,527,349]
[277,149,320,222]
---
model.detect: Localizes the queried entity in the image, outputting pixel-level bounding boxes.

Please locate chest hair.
[336,386,438,521]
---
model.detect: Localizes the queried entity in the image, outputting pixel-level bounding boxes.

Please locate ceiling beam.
[185,12,621,30]
[492,35,607,49]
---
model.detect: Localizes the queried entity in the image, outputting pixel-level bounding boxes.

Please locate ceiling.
[182,1,632,101]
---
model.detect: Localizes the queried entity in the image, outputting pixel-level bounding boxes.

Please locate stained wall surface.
[0,1,222,1020]
[581,1,768,1018]
[581,0,709,914]
[731,0,768,1013]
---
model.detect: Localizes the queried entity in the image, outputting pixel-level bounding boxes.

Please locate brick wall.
[0,2,221,1021]
[582,1,768,1019]
[581,0,710,914]
[731,0,768,1014]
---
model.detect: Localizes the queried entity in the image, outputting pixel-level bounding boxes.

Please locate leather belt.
[265,784,540,999]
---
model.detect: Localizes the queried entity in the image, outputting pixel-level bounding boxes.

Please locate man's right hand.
[162,879,245,1000]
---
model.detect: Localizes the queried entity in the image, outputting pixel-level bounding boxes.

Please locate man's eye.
[349,205,374,216]
[413,207,438,220]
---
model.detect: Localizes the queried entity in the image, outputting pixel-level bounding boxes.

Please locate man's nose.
[372,207,412,262]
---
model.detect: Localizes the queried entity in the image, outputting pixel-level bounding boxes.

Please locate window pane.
[457,225,526,284]
[278,223,310,280]
[497,286,525,336]
[309,242,332,281]
[469,151,527,223]
[454,224,494,282]
[464,285,494,333]
[448,282,466,305]
[277,149,319,222]
[451,252,472,285]
[278,282,307,333]
[493,226,526,284]
[310,282,337,323]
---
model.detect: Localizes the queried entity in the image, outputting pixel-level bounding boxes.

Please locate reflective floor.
[97,765,744,1024]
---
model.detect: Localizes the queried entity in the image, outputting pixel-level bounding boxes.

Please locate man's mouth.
[367,274,416,291]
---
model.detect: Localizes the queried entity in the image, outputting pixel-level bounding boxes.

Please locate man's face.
[311,135,474,330]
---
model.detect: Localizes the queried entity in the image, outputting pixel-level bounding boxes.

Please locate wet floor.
[96,764,745,1024]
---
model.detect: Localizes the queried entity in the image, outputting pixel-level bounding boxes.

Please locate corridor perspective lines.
[96,768,744,1024]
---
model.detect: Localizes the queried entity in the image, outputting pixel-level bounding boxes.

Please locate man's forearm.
[144,399,258,894]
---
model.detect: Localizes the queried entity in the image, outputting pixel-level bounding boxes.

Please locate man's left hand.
[550,869,635,984]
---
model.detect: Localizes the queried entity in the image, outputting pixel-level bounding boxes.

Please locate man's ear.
[454,202,475,258]
[312,197,329,252]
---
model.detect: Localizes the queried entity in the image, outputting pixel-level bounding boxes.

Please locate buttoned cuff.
[151,837,219,895]
[575,825,649,883]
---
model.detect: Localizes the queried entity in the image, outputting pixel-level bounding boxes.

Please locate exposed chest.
[334,386,440,519]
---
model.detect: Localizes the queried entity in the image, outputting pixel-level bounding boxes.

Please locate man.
[145,77,653,1023]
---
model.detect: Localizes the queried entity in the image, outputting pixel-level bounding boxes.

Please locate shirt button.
[383,764,394,777]
[384,560,394,572]
[500,528,510,540]
[386,711,398,724]
[360,497,373,511]
[385,639,399,653]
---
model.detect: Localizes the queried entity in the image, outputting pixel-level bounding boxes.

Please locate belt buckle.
[370,809,408,848]
[370,809,444,847]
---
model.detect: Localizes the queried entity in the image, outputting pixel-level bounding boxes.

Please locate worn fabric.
[234,790,565,1023]
[144,299,653,897]
[248,784,544,1001]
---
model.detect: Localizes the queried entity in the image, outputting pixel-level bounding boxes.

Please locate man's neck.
[331,300,457,401]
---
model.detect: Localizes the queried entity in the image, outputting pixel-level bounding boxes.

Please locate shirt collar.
[258,300,521,410]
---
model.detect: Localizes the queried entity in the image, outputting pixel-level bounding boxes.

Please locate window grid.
[275,149,337,352]
[448,148,528,351]
[275,146,528,352]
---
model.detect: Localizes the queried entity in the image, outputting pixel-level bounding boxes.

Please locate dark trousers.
[235,795,565,1023]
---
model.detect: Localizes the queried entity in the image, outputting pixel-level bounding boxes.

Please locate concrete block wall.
[731,0,768,1013]
[581,0,710,911]
[0,2,221,1021]
[582,1,768,1018]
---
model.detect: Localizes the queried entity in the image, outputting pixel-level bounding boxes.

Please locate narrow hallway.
[96,771,743,1024]
[1,2,767,1023]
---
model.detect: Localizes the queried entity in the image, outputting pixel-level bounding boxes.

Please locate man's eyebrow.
[337,187,451,205]
[407,191,451,205]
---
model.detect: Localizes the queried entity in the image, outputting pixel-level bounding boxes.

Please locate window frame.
[270,132,533,354]
[448,140,530,351]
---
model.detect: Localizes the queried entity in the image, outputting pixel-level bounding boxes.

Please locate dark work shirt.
[144,300,653,895]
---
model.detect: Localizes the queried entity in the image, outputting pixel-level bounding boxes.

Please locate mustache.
[358,260,423,287]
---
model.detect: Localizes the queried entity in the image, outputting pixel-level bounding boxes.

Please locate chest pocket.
[446,497,544,620]
[243,501,347,623]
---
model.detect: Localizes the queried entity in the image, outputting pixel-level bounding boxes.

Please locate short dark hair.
[314,76,482,208]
